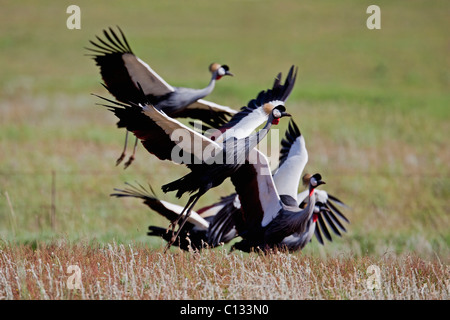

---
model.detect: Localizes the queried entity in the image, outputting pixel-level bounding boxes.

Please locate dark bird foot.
[116,152,126,166]
[166,221,176,234]
[123,155,135,169]
[164,238,175,253]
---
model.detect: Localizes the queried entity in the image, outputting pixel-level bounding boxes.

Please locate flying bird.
[87,26,235,167]
[284,174,349,251]
[209,120,349,252]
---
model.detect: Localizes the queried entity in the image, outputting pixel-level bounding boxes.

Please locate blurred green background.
[0,0,448,259]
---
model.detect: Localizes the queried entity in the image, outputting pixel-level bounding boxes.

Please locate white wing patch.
[142,104,222,163]
[186,99,237,115]
[248,149,282,227]
[160,200,209,229]
[273,134,308,199]
[199,203,225,219]
[297,189,328,205]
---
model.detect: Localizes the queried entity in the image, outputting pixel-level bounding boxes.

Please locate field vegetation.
[0,241,448,300]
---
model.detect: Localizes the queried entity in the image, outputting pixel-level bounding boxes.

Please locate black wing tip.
[288,118,301,138]
[328,194,351,209]
[326,198,351,224]
[278,118,302,165]
[258,64,298,105]
[110,181,158,200]
[86,25,133,55]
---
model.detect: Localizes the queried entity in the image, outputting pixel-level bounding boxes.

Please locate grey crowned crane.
[223,127,323,251]
[206,120,349,251]
[280,173,350,251]
[87,26,235,168]
[208,119,349,252]
[268,120,350,251]
[206,65,297,143]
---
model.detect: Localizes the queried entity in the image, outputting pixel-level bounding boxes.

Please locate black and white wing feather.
[87,26,174,103]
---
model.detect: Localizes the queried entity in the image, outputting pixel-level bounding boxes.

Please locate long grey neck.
[192,73,217,101]
[291,187,316,234]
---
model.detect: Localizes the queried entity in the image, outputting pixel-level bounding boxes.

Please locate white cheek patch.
[310,177,317,187]
[233,195,241,209]
[218,68,226,76]
[273,109,281,118]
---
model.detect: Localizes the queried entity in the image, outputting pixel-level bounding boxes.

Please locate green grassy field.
[0,1,448,299]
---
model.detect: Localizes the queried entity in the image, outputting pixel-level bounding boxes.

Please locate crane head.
[271,105,291,125]
[310,173,326,188]
[209,63,234,80]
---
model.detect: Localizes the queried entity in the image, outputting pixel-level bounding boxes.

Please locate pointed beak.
[225,71,234,76]
[317,181,326,186]
[281,112,291,118]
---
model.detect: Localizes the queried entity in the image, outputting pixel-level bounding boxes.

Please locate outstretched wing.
[96,95,222,164]
[87,26,174,104]
[298,189,350,245]
[141,102,223,165]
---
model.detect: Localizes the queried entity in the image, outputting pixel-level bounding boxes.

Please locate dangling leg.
[166,194,197,235]
[123,136,138,169]
[116,130,129,166]
[164,193,202,253]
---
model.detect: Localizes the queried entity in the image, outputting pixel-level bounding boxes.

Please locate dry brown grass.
[0,241,448,300]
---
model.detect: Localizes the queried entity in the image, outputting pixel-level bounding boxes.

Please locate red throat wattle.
[313,214,318,223]
[216,75,223,80]
[272,118,280,125]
